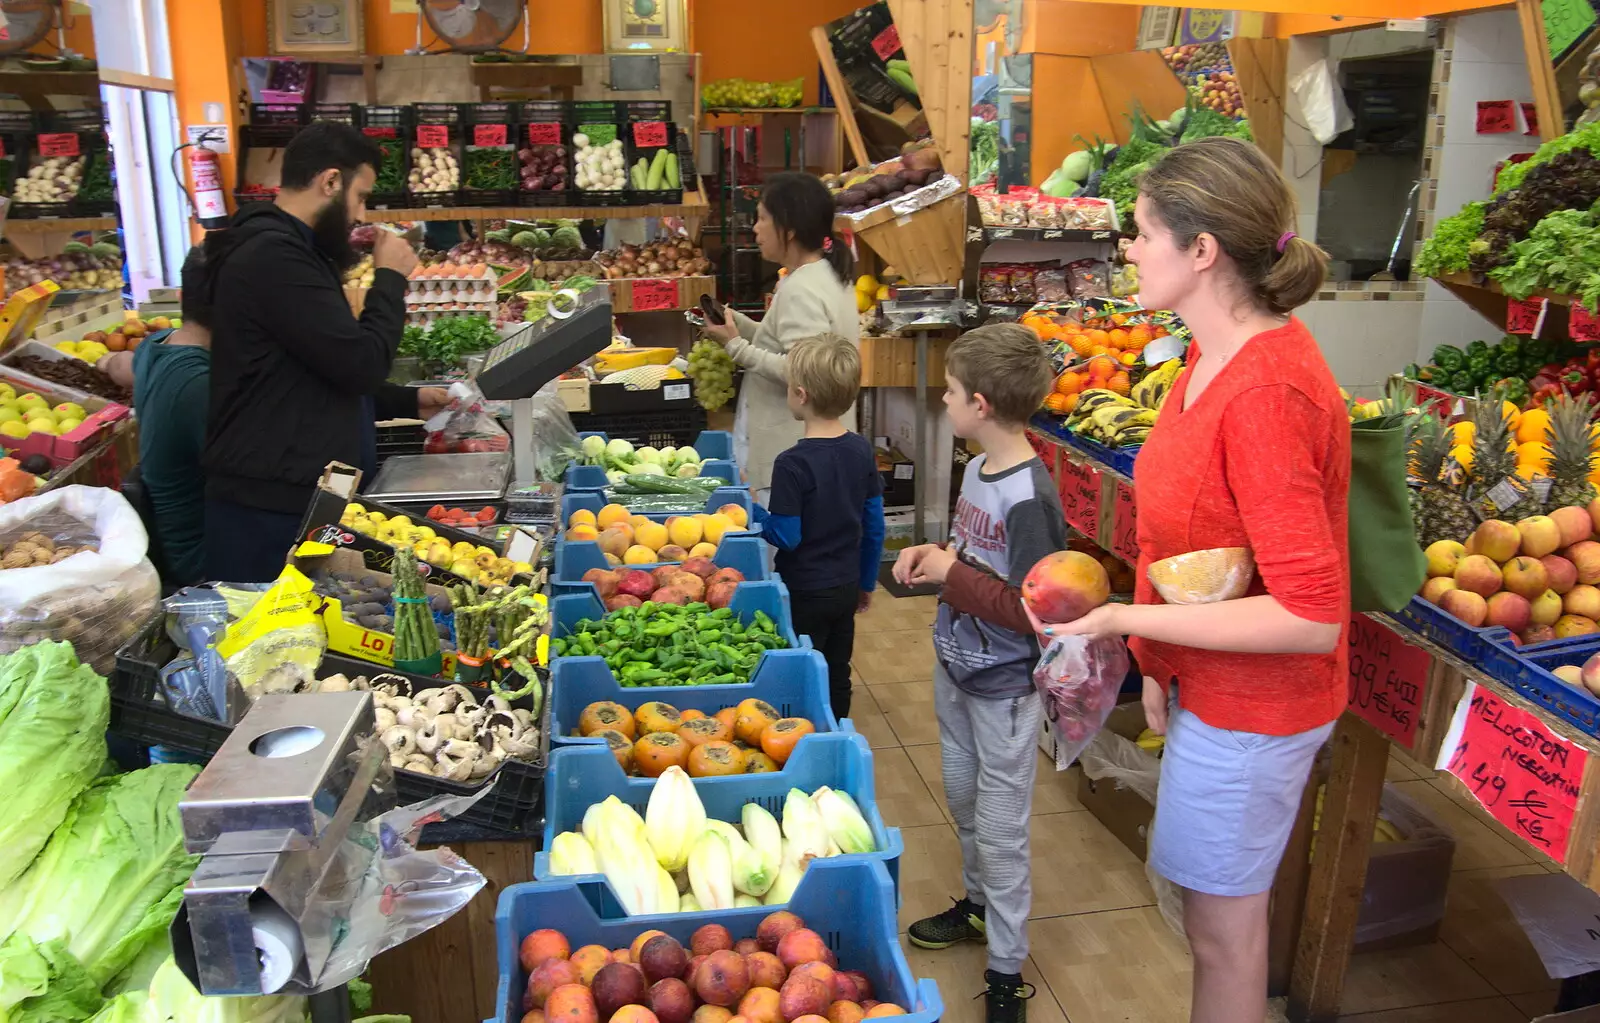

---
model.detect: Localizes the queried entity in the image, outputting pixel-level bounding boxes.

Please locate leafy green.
[1179,106,1252,143]
[970,118,1000,185]
[82,958,306,1023]
[0,642,109,891]
[0,765,200,990]
[1414,201,1486,278]
[0,935,102,1023]
[402,315,500,370]
[1488,205,1600,310]
[1496,120,1600,194]
[1100,137,1167,225]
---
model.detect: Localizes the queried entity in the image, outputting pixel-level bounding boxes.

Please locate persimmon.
[733,698,780,746]
[678,716,733,748]
[687,740,747,777]
[744,751,779,773]
[760,718,815,765]
[679,708,707,722]
[634,732,690,777]
[635,701,682,735]
[593,729,635,774]
[714,706,738,732]
[579,700,635,739]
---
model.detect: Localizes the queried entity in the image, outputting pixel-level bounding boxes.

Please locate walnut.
[2,550,33,569]
[19,532,51,552]
[30,548,51,565]
[49,549,71,564]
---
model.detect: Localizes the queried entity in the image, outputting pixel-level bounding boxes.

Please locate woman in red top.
[1038,138,1348,1023]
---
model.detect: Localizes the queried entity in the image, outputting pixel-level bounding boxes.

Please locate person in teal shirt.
[102,248,211,585]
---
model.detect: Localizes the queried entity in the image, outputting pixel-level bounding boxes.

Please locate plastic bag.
[216,565,326,697]
[0,485,159,673]
[524,378,583,481]
[424,379,510,454]
[1031,634,1130,770]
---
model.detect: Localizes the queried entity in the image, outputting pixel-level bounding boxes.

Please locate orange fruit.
[1120,351,1138,366]
[1107,372,1131,396]
[1109,329,1130,349]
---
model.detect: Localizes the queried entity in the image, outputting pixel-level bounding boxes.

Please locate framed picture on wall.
[268,0,367,59]
[603,0,688,53]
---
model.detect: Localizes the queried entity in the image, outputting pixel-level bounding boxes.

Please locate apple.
[1424,540,1466,578]
[1556,614,1600,639]
[1566,583,1600,620]
[1420,576,1458,605]
[1551,505,1594,547]
[1472,519,1522,563]
[1531,588,1564,627]
[1522,624,1558,645]
[1502,556,1550,600]
[1486,592,1532,633]
[1453,554,1504,597]
[1439,588,1489,626]
[1568,540,1600,585]
[1541,554,1579,594]
[1518,516,1563,558]
[1582,652,1600,696]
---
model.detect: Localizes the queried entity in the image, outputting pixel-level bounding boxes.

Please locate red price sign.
[527,122,562,146]
[362,126,397,139]
[871,23,902,60]
[1057,455,1103,540]
[630,278,679,312]
[1110,481,1139,566]
[1413,384,1457,415]
[1507,297,1547,336]
[1477,99,1517,134]
[1571,303,1600,342]
[472,124,507,147]
[1522,102,1540,136]
[37,133,79,158]
[1346,615,1428,746]
[1443,682,1585,862]
[415,124,449,149]
[1027,431,1060,485]
[632,121,669,149]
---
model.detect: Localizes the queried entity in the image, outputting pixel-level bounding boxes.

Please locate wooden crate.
[608,275,715,314]
[854,191,967,285]
[859,333,952,387]
[31,295,125,345]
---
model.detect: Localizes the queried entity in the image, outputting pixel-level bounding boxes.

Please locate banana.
[1077,389,1135,414]
[1132,358,1182,410]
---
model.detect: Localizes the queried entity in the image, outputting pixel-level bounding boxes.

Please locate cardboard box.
[1076,701,1158,860]
[305,546,457,675]
[880,505,923,561]
[0,363,128,467]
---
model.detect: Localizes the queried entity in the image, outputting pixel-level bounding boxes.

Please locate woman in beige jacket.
[702,173,860,499]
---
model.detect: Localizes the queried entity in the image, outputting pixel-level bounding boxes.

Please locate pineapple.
[1468,398,1535,519]
[1548,394,1598,509]
[1412,413,1477,544]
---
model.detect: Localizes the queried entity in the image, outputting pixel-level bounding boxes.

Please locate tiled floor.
[853,594,1565,1023]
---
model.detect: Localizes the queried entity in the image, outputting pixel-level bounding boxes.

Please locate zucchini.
[612,473,720,495]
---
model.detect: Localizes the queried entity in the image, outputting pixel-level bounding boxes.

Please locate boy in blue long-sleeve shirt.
[753,334,884,718]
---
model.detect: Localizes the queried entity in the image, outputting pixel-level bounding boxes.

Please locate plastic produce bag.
[1032,634,1130,771]
[0,485,159,673]
[215,565,326,698]
[525,378,582,480]
[423,379,509,454]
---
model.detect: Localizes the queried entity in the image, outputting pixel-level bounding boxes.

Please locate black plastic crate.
[570,100,622,124]
[625,119,681,205]
[674,128,699,193]
[569,408,707,449]
[109,614,232,756]
[461,102,518,207]
[250,102,308,126]
[309,102,359,125]
[409,104,465,209]
[621,100,672,122]
[233,123,298,207]
[515,105,572,207]
[75,145,116,216]
[360,106,413,210]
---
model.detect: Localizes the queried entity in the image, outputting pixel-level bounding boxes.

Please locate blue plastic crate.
[1394,595,1504,662]
[554,534,770,592]
[567,430,738,489]
[1476,631,1600,736]
[549,644,839,749]
[554,578,796,645]
[492,858,941,1023]
[1028,415,1140,478]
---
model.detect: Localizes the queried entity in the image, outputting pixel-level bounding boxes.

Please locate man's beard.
[311,193,357,272]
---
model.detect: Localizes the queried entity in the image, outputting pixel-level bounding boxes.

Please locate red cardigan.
[1129,318,1350,736]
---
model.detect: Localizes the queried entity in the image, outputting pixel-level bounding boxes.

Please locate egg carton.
[405,283,496,304]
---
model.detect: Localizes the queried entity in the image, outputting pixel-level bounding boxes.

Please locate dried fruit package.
[1032,633,1130,771]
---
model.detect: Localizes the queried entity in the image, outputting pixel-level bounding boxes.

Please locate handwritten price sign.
[1440,682,1586,862]
[527,122,562,146]
[37,133,79,158]
[872,24,902,60]
[630,278,679,312]
[1111,481,1139,566]
[1571,304,1600,342]
[632,121,669,148]
[1508,297,1548,336]
[1522,102,1541,137]
[1027,431,1060,485]
[472,124,508,147]
[362,126,398,139]
[415,124,449,148]
[1346,615,1428,746]
[1057,455,1103,540]
[1477,99,1517,134]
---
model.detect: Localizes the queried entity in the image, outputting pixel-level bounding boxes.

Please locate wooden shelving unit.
[364,195,708,225]
[4,216,116,235]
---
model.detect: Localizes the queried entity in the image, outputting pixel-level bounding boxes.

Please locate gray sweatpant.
[934,664,1042,974]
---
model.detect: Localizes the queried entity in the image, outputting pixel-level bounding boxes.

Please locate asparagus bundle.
[392,547,440,663]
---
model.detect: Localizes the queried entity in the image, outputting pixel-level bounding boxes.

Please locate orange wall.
[1030,54,1117,184]
[172,0,247,206]
[1022,1,1139,55]
[238,3,604,59]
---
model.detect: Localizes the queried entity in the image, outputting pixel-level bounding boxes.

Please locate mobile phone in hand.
[700,294,727,326]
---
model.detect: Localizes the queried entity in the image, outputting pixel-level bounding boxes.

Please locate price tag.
[1571,304,1600,341]
[1027,432,1060,484]
[472,124,507,147]
[1042,229,1065,240]
[37,133,79,158]
[1438,681,1586,862]
[1477,99,1518,134]
[362,126,398,139]
[1522,102,1541,136]
[871,23,902,60]
[988,228,1014,239]
[1346,615,1428,746]
[1507,297,1548,336]
[1057,455,1103,539]
[893,463,914,481]
[527,122,562,146]
[415,124,449,148]
[632,121,669,148]
[630,278,679,311]
[1413,383,1457,413]
[663,383,690,401]
[1110,481,1139,566]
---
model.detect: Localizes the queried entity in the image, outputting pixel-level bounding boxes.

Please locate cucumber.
[666,150,681,189]
[646,148,671,190]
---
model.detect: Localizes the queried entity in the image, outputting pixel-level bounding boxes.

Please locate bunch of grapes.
[687,337,736,410]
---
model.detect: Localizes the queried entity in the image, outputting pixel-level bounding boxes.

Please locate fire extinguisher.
[173,129,230,230]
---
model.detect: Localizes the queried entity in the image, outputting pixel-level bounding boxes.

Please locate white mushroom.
[380,725,416,756]
[375,706,397,732]
[316,673,353,693]
[437,751,476,782]
[388,750,409,769]
[440,738,482,761]
[416,719,445,755]
[404,753,437,776]
[419,689,458,715]
[486,694,514,715]
[456,705,488,734]
[512,708,534,731]
[470,747,504,779]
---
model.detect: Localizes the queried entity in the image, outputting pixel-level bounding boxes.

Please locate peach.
[1424,539,1466,578]
[696,950,751,1007]
[1519,515,1563,558]
[746,951,787,990]
[667,515,705,549]
[571,945,612,986]
[528,960,583,1010]
[1439,589,1488,626]
[788,963,836,992]
[1419,576,1457,604]
[776,930,829,971]
[1553,505,1595,547]
[1020,551,1110,624]
[864,1006,906,1018]
[598,503,632,529]
[1486,591,1532,633]
[779,976,832,1021]
[599,528,633,560]
[1453,554,1504,597]
[1567,584,1600,619]
[545,984,599,1023]
[630,930,668,964]
[525,1011,547,1023]
[735,938,761,956]
[1556,614,1600,639]
[719,503,750,528]
[1532,589,1564,627]
[651,979,696,1023]
[1571,540,1600,584]
[594,962,651,1019]
[636,521,670,551]
[827,1003,866,1023]
[792,1017,832,1023]
[567,524,600,542]
[758,912,806,954]
[690,542,720,559]
[613,1007,662,1023]
[1554,664,1586,687]
[640,934,690,985]
[522,930,573,972]
[658,544,690,563]
[1582,652,1600,696]
[1543,555,1580,594]
[1472,519,1522,563]
[692,925,735,957]
[842,974,873,1002]
[570,508,599,528]
[738,986,784,1023]
[1502,556,1550,600]
[685,955,707,987]
[693,1008,735,1023]
[1589,495,1600,536]
[830,975,864,1004]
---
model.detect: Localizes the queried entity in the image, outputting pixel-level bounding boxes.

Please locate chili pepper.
[464,146,517,190]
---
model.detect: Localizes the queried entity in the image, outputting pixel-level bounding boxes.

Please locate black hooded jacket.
[200,203,417,514]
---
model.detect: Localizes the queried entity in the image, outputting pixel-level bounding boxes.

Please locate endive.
[762,839,805,905]
[594,820,659,915]
[688,828,735,910]
[734,894,762,908]
[782,788,829,864]
[679,892,702,913]
[814,787,875,854]
[549,831,599,875]
[742,803,782,894]
[704,819,774,897]
[645,767,707,872]
[656,866,681,914]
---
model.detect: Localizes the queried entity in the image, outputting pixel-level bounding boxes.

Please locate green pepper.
[754,611,775,634]
[645,620,678,638]
[1466,353,1493,385]
[1493,346,1522,375]
[710,608,733,620]
[1414,364,1440,383]
[1402,363,1421,381]
[1447,371,1474,394]
[1467,339,1490,357]
[1432,345,1466,371]
[699,629,722,642]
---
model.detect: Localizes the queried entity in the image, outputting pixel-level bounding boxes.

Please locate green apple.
[15,393,45,411]
[24,408,53,423]
[25,420,54,436]
[55,417,81,433]
[0,407,22,425]
[0,420,27,440]
[52,402,84,421]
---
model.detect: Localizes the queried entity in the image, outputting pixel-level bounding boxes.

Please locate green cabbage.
[0,642,110,891]
[0,935,102,1023]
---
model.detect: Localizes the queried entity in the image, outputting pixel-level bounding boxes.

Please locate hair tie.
[1276,231,1296,254]
[822,236,833,252]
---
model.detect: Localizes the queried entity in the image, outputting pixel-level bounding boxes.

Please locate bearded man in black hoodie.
[200,122,448,582]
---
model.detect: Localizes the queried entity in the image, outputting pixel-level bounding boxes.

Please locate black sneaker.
[907,897,986,949]
[983,970,1035,1023]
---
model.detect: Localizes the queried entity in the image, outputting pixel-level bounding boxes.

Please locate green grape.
[687,338,736,410]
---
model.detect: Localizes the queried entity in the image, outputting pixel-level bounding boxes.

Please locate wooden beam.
[97,69,177,93]
[1517,0,1565,141]
[1287,714,1390,1023]
[812,25,873,171]
[1230,37,1289,167]
[1267,772,1320,997]
[887,0,975,181]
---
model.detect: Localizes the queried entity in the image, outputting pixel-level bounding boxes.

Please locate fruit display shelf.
[364,193,709,224]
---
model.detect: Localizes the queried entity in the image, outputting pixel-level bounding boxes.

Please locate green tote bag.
[1349,414,1427,612]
